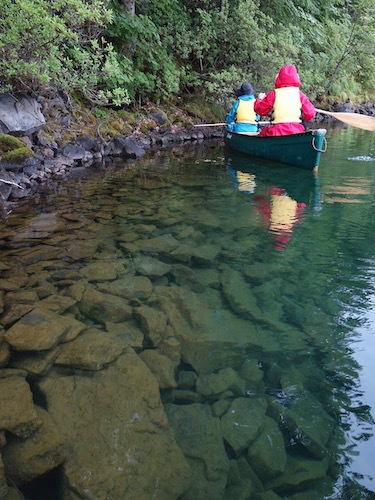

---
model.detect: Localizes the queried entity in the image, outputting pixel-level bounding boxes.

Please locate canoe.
[224,128,327,171]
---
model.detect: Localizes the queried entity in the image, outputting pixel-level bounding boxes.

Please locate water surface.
[1,126,374,499]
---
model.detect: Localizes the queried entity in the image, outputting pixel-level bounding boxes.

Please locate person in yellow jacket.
[225,82,259,133]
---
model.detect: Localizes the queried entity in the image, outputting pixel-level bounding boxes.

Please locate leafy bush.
[0,0,130,105]
[0,0,373,108]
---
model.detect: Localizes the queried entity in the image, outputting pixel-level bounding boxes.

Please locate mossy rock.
[159,122,171,133]
[109,120,126,132]
[139,119,158,133]
[0,134,26,153]
[116,110,137,125]
[3,146,34,163]
[121,123,134,135]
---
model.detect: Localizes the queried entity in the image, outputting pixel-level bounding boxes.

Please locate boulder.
[55,327,127,370]
[166,402,229,498]
[4,307,70,351]
[0,94,45,135]
[221,397,267,455]
[247,416,287,480]
[139,349,177,389]
[0,375,41,438]
[38,349,191,498]
[2,407,68,485]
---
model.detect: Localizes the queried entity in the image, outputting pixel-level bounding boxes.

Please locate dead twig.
[0,178,24,189]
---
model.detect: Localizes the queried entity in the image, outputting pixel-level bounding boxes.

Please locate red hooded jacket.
[254,65,316,137]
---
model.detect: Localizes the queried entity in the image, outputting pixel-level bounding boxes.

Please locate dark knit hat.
[235,82,254,97]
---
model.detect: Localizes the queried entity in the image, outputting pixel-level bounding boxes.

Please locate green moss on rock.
[116,110,137,125]
[0,134,26,153]
[139,119,158,133]
[3,147,35,163]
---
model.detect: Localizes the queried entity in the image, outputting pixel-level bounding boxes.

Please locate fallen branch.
[0,179,24,189]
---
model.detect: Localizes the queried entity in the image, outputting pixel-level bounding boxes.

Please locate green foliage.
[0,0,130,105]
[0,0,374,107]
[106,0,186,103]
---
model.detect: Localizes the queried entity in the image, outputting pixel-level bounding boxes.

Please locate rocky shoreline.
[0,92,224,212]
[1,92,373,215]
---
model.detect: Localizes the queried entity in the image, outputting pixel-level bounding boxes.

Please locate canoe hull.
[224,129,327,171]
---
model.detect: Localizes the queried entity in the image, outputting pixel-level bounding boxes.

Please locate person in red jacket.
[254,65,316,137]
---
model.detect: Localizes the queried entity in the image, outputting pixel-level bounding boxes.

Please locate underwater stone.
[267,393,335,459]
[39,349,191,498]
[247,416,287,480]
[97,274,153,300]
[196,367,245,397]
[134,305,168,348]
[2,407,68,485]
[4,308,70,351]
[165,402,229,488]
[0,376,41,438]
[139,350,177,389]
[265,455,329,494]
[55,327,127,370]
[221,397,267,455]
[134,255,172,277]
[78,285,133,324]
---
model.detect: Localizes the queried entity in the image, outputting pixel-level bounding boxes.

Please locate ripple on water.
[347,156,375,161]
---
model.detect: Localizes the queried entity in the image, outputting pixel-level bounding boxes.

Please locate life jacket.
[236,99,257,124]
[272,87,302,124]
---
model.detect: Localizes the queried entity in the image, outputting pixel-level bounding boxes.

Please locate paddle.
[315,108,375,132]
[194,121,271,127]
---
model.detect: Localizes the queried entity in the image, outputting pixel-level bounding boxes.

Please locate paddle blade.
[315,108,375,132]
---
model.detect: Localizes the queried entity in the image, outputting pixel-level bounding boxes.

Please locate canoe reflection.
[227,153,319,251]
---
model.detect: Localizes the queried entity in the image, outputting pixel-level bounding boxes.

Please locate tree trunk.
[120,0,135,15]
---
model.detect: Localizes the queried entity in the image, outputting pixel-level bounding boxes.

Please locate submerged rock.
[0,375,41,438]
[247,416,287,480]
[77,284,133,324]
[166,402,229,498]
[139,349,177,389]
[196,367,245,398]
[268,392,335,459]
[55,327,127,370]
[221,397,267,455]
[38,349,191,499]
[4,308,70,351]
[2,407,68,485]
[265,455,329,495]
[220,265,286,331]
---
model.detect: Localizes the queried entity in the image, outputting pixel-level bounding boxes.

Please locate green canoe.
[224,128,327,171]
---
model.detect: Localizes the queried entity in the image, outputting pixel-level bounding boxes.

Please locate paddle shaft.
[194,121,271,127]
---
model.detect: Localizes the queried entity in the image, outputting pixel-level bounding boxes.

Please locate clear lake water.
[0,124,375,499]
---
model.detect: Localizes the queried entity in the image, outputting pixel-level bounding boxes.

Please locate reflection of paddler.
[228,167,256,194]
[269,187,298,232]
[254,187,306,251]
[236,172,256,193]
